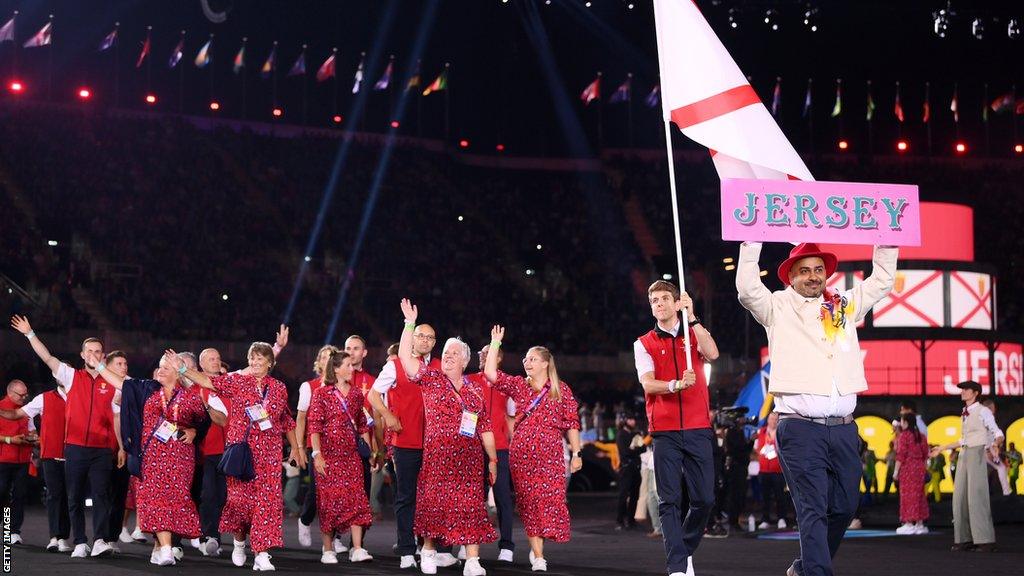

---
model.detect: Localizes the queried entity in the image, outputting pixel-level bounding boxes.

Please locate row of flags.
[580,74,662,108]
[0,14,450,96]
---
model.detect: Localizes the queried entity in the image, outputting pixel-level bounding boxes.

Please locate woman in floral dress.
[484,325,581,572]
[99,355,207,566]
[308,350,374,564]
[396,299,497,576]
[895,413,930,535]
[171,343,305,571]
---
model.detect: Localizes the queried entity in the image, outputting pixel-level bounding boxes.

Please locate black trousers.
[616,462,642,525]
[299,448,318,526]
[653,429,715,575]
[106,461,130,541]
[64,445,113,545]
[393,447,422,556]
[478,449,514,551]
[201,454,226,541]
[760,472,789,524]
[0,462,29,533]
[41,458,70,539]
[725,461,749,526]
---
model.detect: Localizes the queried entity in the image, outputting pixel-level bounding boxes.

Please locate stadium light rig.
[955,141,967,154]
[145,94,157,104]
[8,80,24,94]
[896,139,909,153]
[77,87,92,100]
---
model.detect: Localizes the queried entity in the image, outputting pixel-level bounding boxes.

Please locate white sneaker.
[297,519,312,547]
[333,536,349,553]
[232,539,247,567]
[913,524,929,535]
[400,554,417,569]
[529,550,535,563]
[848,518,862,530]
[350,547,373,562]
[172,547,184,561]
[71,543,90,558]
[158,545,176,566]
[118,527,134,543]
[457,545,467,560]
[778,519,788,530]
[58,538,73,552]
[253,551,275,571]
[47,537,59,552]
[420,549,438,575]
[189,537,201,549]
[464,557,487,576]
[91,539,114,557]
[531,557,548,572]
[203,537,222,557]
[8,533,22,545]
[321,550,339,564]
[150,548,160,565]
[684,556,695,576]
[757,521,771,530]
[131,527,147,542]
[497,549,513,563]
[896,522,916,535]
[435,552,459,567]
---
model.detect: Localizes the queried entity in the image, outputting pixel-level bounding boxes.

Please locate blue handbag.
[217,385,268,482]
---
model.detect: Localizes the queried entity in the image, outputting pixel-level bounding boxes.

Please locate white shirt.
[632,321,681,379]
[371,355,432,394]
[773,379,857,419]
[53,362,78,389]
[207,394,227,415]
[297,380,315,412]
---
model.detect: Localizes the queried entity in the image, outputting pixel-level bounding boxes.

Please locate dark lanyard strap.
[449,376,478,413]
[518,382,551,423]
[333,387,361,436]
[141,388,182,456]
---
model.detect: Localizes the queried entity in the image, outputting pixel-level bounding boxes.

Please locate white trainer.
[913,524,930,535]
[778,519,788,530]
[685,556,695,576]
[58,538,73,552]
[435,552,459,567]
[158,545,176,566]
[497,549,513,562]
[758,521,771,530]
[189,538,201,549]
[321,550,339,564]
[91,539,114,557]
[333,536,349,553]
[130,527,147,542]
[349,547,373,562]
[47,537,59,552]
[400,554,418,569]
[457,545,467,560]
[896,522,916,535]
[232,539,247,567]
[172,547,184,561]
[204,537,222,557]
[8,534,22,545]
[464,557,487,576]
[420,549,438,575]
[253,551,276,571]
[118,527,135,544]
[531,557,548,572]
[150,548,160,565]
[297,519,312,547]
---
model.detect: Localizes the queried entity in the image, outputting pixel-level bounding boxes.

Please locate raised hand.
[163,349,184,372]
[276,324,290,349]
[677,292,695,318]
[400,298,418,324]
[490,325,505,344]
[10,315,32,334]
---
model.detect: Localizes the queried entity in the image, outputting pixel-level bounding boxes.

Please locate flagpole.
[113,22,120,107]
[46,14,53,101]
[178,31,185,113]
[627,73,634,147]
[443,62,451,142]
[661,120,693,371]
[240,37,248,120]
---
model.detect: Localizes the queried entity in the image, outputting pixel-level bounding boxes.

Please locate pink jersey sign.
[721,178,921,246]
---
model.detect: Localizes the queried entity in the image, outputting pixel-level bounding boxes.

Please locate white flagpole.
[662,120,693,372]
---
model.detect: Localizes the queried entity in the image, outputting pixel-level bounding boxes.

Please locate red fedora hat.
[777,243,838,286]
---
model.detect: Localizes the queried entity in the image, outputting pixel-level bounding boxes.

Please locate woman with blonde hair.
[484,325,581,573]
[296,344,341,548]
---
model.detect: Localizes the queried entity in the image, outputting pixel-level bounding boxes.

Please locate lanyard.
[519,382,551,422]
[449,376,478,413]
[159,388,182,421]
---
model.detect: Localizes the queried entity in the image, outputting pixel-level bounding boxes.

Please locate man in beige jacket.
[737,241,897,576]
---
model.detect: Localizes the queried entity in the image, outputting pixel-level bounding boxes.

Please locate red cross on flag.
[872,270,943,327]
[653,0,813,181]
[949,271,993,329]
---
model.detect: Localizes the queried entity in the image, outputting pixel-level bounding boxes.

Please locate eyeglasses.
[12,391,29,399]
[413,334,436,341]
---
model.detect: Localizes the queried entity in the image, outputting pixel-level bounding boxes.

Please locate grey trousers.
[953,446,996,545]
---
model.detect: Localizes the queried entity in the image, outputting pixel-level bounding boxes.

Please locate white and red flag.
[580,74,600,105]
[653,0,812,181]
[23,21,51,48]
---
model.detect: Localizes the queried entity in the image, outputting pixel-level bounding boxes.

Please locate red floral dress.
[413,369,497,545]
[494,374,580,542]
[135,382,207,537]
[307,383,373,536]
[212,373,295,552]
[895,429,930,523]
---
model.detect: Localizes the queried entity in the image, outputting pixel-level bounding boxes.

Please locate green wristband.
[404,322,415,332]
[490,340,501,349]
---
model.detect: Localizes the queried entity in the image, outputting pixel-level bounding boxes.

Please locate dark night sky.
[2,1,1022,154]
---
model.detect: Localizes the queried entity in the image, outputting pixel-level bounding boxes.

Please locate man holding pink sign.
[736,239,898,576]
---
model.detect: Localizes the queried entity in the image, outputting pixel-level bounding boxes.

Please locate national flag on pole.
[316,51,336,82]
[802,79,812,118]
[287,47,306,76]
[136,29,151,68]
[233,42,245,74]
[580,74,600,105]
[866,81,876,121]
[830,80,842,117]
[991,93,1014,114]
[99,26,118,51]
[352,54,364,93]
[770,77,781,117]
[168,36,184,68]
[422,67,448,96]
[0,14,15,43]
[23,21,52,48]
[194,37,212,68]
[375,58,393,91]
[407,60,421,91]
[645,84,661,108]
[261,44,276,78]
[894,82,904,123]
[950,89,960,122]
[609,74,632,104]
[922,82,931,123]
[653,0,813,181]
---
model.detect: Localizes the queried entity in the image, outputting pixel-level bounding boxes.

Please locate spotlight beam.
[282,0,400,325]
[324,0,441,343]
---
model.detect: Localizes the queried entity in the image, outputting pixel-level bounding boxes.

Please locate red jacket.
[65,368,115,450]
[638,327,711,432]
[0,396,32,463]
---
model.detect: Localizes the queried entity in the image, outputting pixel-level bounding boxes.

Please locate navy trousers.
[775,417,861,576]
[201,454,226,541]
[64,445,113,545]
[652,428,715,575]
[299,448,318,526]
[106,461,130,541]
[41,458,70,539]
[0,462,29,533]
[480,449,514,551]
